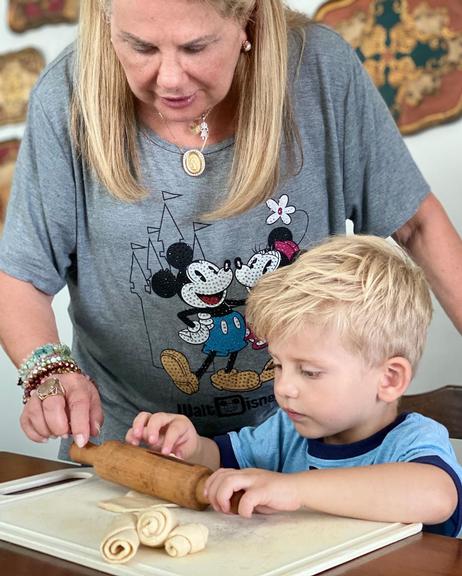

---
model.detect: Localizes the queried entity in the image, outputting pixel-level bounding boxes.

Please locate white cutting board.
[0,467,421,576]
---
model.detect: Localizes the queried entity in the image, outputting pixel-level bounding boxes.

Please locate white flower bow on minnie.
[266,194,296,225]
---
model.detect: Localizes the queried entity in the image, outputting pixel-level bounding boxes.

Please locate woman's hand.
[20,372,103,447]
[205,468,302,517]
[126,412,200,461]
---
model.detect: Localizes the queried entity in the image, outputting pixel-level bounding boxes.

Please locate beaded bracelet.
[20,353,74,383]
[22,360,82,404]
[22,357,80,387]
[18,343,72,381]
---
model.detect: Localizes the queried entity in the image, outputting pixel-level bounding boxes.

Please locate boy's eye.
[301,369,322,378]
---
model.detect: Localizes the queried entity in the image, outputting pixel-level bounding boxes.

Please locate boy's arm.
[192,436,221,470]
[293,462,458,524]
[207,462,458,525]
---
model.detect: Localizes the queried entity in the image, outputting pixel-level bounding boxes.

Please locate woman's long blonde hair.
[71,1,310,218]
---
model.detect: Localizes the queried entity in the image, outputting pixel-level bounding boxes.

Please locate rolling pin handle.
[68,441,99,466]
[229,490,244,514]
[195,474,212,508]
[69,440,243,511]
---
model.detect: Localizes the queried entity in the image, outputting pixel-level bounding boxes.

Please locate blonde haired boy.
[127,235,462,536]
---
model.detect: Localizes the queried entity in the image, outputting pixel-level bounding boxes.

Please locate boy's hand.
[125,412,199,460]
[204,468,302,517]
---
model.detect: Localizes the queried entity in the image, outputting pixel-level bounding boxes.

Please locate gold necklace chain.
[157,110,211,177]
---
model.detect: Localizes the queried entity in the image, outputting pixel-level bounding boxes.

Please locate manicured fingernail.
[95,422,101,434]
[75,434,85,448]
[61,434,68,439]
[41,438,48,443]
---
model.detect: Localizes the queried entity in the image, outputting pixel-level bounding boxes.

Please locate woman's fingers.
[67,385,93,447]
[88,381,104,437]
[41,396,70,437]
[65,374,103,446]
[19,373,102,446]
[20,394,53,442]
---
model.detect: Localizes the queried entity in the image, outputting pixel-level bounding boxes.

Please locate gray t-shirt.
[0,24,429,452]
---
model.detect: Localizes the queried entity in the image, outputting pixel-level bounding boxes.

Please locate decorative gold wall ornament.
[315,0,462,134]
[0,139,20,235]
[8,0,79,33]
[0,48,45,126]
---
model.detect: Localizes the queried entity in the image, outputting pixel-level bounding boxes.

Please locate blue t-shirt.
[215,411,462,537]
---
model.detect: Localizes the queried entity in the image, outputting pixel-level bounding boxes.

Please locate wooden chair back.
[399,385,462,440]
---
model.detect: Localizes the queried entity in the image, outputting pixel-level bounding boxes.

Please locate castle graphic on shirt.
[129,193,309,395]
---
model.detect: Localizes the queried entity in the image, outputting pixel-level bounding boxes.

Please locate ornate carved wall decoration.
[0,139,20,234]
[315,0,462,134]
[0,48,45,126]
[8,0,79,33]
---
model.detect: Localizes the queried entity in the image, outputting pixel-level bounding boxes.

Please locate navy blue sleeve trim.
[213,434,240,469]
[411,455,462,537]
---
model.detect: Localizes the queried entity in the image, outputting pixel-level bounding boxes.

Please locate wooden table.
[1,452,462,576]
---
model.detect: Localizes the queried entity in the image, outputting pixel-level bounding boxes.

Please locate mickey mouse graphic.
[150,242,261,395]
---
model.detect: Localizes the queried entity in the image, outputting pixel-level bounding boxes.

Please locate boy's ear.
[377,356,412,403]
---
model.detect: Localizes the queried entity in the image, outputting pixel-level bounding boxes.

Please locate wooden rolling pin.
[69,440,242,512]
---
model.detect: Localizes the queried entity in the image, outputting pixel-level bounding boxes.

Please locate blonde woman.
[0,1,460,459]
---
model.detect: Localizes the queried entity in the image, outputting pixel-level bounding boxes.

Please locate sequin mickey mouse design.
[150,242,261,394]
[234,227,300,350]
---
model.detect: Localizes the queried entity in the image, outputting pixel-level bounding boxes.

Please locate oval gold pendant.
[183,149,205,177]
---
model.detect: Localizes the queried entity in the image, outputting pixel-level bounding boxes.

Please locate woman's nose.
[156,55,186,91]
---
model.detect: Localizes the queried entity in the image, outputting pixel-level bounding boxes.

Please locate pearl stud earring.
[242,40,252,53]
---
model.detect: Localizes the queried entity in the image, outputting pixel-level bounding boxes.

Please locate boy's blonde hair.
[245,235,433,372]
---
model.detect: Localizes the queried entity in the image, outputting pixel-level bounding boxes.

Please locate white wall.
[0,4,77,458]
[0,0,461,460]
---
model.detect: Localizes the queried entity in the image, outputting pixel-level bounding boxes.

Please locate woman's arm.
[393,192,462,334]
[0,271,103,445]
[0,271,58,363]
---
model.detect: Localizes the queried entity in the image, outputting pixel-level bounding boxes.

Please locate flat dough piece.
[136,506,178,547]
[164,523,209,558]
[100,513,139,564]
[98,490,178,512]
